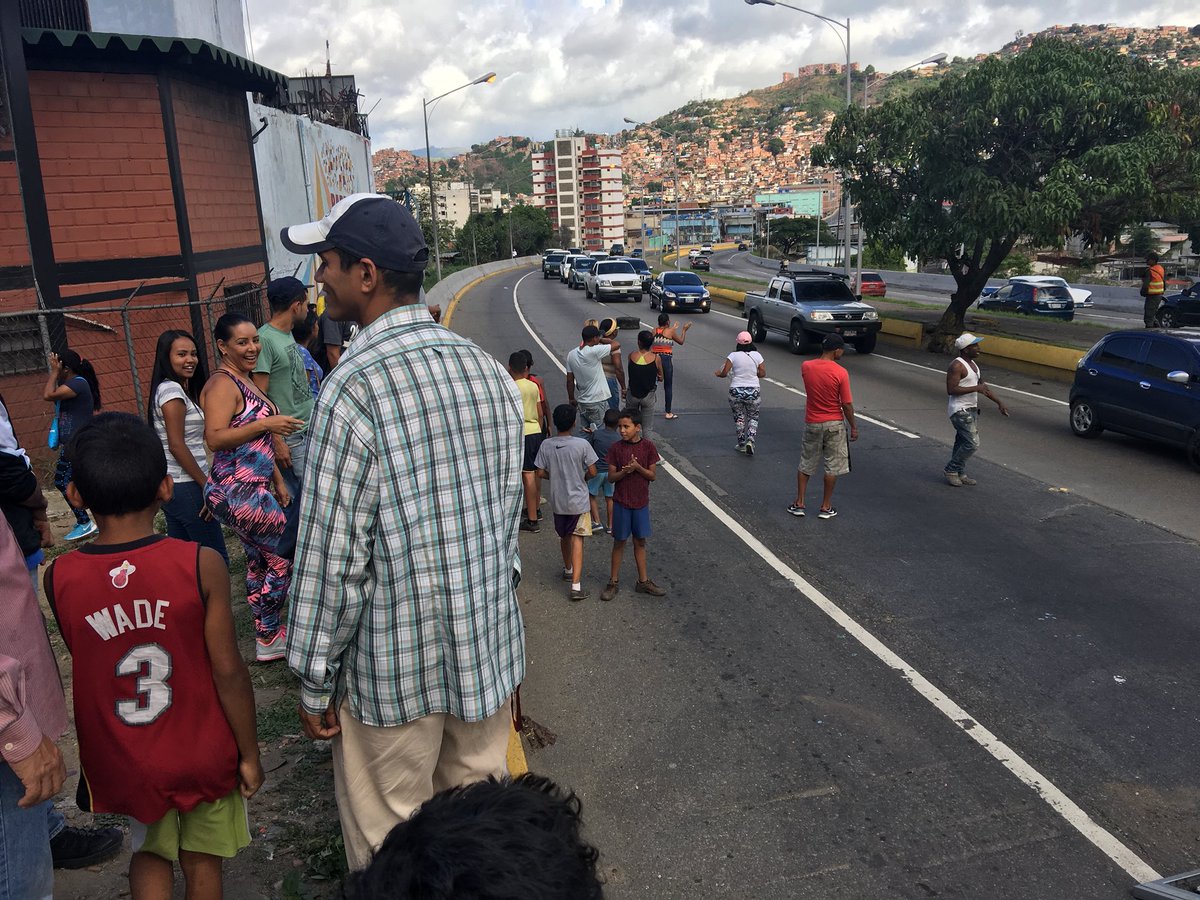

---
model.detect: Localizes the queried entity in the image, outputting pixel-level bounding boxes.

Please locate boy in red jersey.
[45,412,261,899]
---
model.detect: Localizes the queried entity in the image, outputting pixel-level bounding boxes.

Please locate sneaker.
[786,504,806,517]
[562,568,573,581]
[256,627,287,663]
[734,443,748,454]
[944,471,963,487]
[635,579,667,596]
[592,522,607,535]
[600,580,619,602]
[959,475,978,486]
[817,507,838,520]
[519,518,540,533]
[745,441,755,456]
[51,824,123,870]
[567,588,589,602]
[537,509,544,520]
[64,521,97,542]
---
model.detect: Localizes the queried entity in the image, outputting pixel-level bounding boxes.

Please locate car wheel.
[1157,308,1179,329]
[854,333,877,354]
[747,311,767,344]
[1187,429,1200,472]
[1069,399,1103,438]
[585,284,593,299]
[788,322,808,355]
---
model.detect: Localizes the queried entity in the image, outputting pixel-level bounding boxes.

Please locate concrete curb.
[433,257,539,329]
[704,286,1084,372]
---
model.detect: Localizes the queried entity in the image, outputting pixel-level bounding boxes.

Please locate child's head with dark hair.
[66,413,168,517]
[602,408,620,428]
[347,774,603,900]
[520,349,535,371]
[619,409,642,427]
[636,330,653,351]
[552,403,577,433]
[508,351,530,375]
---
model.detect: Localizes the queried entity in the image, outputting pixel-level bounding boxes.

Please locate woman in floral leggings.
[200,314,305,662]
[713,331,766,455]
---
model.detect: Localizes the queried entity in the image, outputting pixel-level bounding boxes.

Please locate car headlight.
[862,310,879,321]
[809,311,833,321]
[665,291,677,298]
[701,290,710,298]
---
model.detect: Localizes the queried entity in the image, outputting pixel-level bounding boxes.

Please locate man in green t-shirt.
[253,276,315,558]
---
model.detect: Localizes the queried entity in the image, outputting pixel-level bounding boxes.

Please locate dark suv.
[1069,329,1200,469]
[542,252,567,279]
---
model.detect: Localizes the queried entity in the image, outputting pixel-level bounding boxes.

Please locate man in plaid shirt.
[282,194,525,869]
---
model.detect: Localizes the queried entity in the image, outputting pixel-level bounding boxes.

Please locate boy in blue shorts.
[45,413,262,899]
[601,410,667,602]
[535,404,598,602]
[586,408,621,534]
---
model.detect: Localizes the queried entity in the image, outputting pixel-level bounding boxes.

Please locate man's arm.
[200,548,263,798]
[842,401,859,442]
[0,654,66,808]
[325,344,343,368]
[980,385,1009,416]
[0,455,52,548]
[566,372,577,405]
[946,360,977,396]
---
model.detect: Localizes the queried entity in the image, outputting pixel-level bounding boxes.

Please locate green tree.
[646,180,664,194]
[766,137,785,156]
[1126,224,1160,257]
[814,39,1200,347]
[861,240,904,270]
[509,204,553,255]
[769,217,819,257]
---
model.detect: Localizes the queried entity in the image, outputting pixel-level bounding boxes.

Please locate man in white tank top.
[945,333,1009,486]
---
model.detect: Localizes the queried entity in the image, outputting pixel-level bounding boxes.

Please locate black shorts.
[522,433,544,472]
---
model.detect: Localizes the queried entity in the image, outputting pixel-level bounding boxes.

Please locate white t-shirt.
[726,350,764,390]
[152,381,209,482]
[566,343,613,404]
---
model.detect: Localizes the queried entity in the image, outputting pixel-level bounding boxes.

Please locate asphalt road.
[708,249,1148,330]
[451,265,1200,899]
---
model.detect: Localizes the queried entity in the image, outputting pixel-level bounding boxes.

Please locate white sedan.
[980,275,1093,308]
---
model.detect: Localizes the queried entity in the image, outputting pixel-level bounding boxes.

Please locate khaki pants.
[332,698,513,869]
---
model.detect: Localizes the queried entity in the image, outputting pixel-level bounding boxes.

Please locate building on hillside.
[531,132,623,250]
[754,188,828,218]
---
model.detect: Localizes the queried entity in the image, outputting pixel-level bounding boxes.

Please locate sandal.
[664,413,680,420]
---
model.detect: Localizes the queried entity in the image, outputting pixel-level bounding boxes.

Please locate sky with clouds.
[243,0,1197,153]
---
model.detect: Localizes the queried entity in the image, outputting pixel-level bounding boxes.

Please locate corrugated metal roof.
[21,28,287,92]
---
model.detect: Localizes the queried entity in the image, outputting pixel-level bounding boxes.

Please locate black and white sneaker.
[817,507,838,520]
[786,504,806,517]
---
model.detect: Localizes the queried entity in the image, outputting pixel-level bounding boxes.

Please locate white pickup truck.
[743,272,882,354]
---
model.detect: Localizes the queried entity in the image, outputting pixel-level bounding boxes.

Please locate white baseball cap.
[954,333,984,351]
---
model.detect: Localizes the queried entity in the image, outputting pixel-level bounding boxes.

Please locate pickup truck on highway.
[743,271,882,354]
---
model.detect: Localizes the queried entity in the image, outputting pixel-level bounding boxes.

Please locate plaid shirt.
[286,304,526,725]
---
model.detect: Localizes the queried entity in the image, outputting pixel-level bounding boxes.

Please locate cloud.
[244,0,1197,152]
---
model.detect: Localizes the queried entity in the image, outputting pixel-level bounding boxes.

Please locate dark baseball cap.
[266,276,310,306]
[280,193,429,273]
[822,333,846,351]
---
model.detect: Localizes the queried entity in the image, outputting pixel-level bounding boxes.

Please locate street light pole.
[423,71,496,282]
[625,117,681,270]
[744,0,851,278]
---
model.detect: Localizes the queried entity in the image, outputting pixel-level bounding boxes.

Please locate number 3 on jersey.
[115,644,173,725]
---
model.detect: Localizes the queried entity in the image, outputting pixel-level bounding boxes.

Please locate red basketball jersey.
[49,536,239,823]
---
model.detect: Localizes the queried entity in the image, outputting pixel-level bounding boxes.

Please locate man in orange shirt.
[1141,252,1166,328]
[788,334,858,520]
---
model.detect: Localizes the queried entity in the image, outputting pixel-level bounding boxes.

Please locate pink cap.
[736,331,753,345]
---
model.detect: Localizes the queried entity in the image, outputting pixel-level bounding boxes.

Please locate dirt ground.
[36,489,348,899]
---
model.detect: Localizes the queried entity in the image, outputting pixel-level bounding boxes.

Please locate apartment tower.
[532,132,623,250]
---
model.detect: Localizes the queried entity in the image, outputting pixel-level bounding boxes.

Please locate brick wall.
[172,79,261,253]
[29,71,179,263]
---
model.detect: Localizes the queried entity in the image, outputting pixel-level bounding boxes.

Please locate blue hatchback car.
[1069,329,1200,469]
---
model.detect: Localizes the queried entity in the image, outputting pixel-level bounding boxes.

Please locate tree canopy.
[813,38,1200,345]
[768,217,819,257]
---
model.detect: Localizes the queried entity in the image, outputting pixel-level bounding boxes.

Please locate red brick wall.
[29,71,179,263]
[172,79,262,253]
[0,165,31,269]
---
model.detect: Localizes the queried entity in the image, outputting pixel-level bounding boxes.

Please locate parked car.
[621,257,654,292]
[559,254,585,283]
[743,272,881,354]
[585,260,642,302]
[1069,329,1200,469]
[736,242,748,251]
[567,256,597,289]
[858,271,886,297]
[981,275,1092,309]
[1154,284,1200,329]
[978,280,1075,320]
[649,271,711,313]
[691,255,711,271]
[543,251,568,279]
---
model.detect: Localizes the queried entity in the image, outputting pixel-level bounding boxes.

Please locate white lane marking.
[874,354,1070,407]
[761,378,919,439]
[510,275,1158,886]
[657,458,1159,885]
